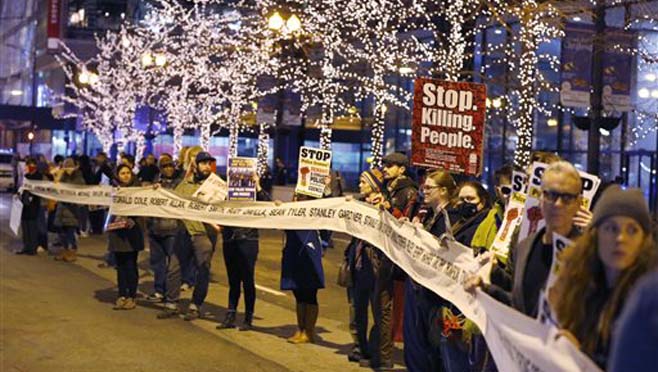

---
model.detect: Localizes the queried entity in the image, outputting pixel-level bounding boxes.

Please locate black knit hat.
[383,152,409,168]
[591,185,652,233]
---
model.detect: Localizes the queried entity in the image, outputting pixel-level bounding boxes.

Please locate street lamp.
[268,12,285,31]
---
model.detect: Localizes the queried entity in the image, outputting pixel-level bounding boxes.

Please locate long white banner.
[17,180,601,372]
[22,179,113,206]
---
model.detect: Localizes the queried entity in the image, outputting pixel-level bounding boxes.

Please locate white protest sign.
[511,170,528,194]
[192,173,228,204]
[537,233,574,326]
[518,162,601,241]
[296,146,332,198]
[10,195,23,236]
[491,192,526,262]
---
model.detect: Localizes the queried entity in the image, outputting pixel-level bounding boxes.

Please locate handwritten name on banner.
[21,179,113,206]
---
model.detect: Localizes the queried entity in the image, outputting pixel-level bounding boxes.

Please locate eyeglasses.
[542,189,579,204]
[498,185,512,196]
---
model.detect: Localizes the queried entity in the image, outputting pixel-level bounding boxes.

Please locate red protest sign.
[411,78,487,176]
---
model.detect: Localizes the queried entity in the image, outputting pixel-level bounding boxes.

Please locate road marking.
[255,284,287,297]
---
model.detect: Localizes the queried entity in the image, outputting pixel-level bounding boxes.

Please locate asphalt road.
[0,193,405,372]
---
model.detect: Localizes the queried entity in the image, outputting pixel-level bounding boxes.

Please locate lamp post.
[267,10,303,173]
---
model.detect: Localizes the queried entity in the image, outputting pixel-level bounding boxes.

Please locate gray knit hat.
[591,185,652,233]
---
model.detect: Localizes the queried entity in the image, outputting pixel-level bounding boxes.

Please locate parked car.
[0,151,16,191]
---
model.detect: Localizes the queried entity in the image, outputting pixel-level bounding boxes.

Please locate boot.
[303,304,319,343]
[54,249,67,261]
[287,303,306,343]
[122,297,137,310]
[240,312,254,331]
[63,249,77,262]
[217,311,236,329]
[113,297,127,310]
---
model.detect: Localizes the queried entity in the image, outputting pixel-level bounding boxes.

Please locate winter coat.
[148,175,182,236]
[21,171,45,220]
[54,170,85,227]
[386,175,417,218]
[222,190,272,242]
[280,230,325,290]
[108,215,145,253]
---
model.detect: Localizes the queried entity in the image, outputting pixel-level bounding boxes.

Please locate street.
[0,194,405,372]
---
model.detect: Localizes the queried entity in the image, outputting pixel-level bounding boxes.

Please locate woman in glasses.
[551,185,657,368]
[404,169,461,372]
[471,165,514,257]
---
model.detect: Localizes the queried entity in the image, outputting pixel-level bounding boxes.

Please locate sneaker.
[80,231,89,238]
[54,250,67,261]
[146,292,164,303]
[157,304,180,319]
[359,359,371,368]
[183,305,200,321]
[374,361,395,371]
[113,297,127,310]
[97,262,113,269]
[122,298,137,310]
[217,311,236,329]
[180,283,192,292]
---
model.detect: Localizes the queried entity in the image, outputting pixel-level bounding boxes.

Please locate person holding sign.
[53,157,85,263]
[16,157,48,255]
[466,161,584,318]
[551,186,657,368]
[404,169,459,372]
[107,164,145,310]
[349,169,391,369]
[280,194,325,344]
[167,152,219,321]
[217,173,271,330]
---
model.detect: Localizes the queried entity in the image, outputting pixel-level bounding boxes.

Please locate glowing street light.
[141,52,154,67]
[154,53,167,67]
[286,14,301,32]
[268,12,284,31]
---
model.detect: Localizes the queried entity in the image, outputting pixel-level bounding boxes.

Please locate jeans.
[115,251,139,298]
[149,234,180,302]
[58,227,77,250]
[79,206,89,233]
[177,231,215,307]
[176,230,197,287]
[371,256,395,366]
[222,239,258,314]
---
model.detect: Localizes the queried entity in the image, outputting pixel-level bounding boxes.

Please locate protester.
[147,155,183,306]
[137,153,159,184]
[404,169,459,372]
[471,165,513,255]
[452,181,492,245]
[16,157,47,255]
[551,186,657,368]
[280,194,324,344]
[107,164,145,310]
[158,151,218,321]
[347,168,394,370]
[466,161,584,317]
[608,268,658,372]
[53,157,85,262]
[217,174,271,330]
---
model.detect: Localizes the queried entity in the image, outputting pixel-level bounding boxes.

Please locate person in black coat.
[281,194,325,344]
[16,158,47,255]
[217,174,271,330]
[108,164,145,310]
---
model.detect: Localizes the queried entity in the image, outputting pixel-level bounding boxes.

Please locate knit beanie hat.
[591,185,652,233]
[361,168,385,194]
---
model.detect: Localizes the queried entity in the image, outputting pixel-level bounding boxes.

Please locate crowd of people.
[13,148,658,372]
